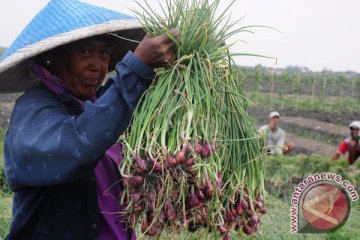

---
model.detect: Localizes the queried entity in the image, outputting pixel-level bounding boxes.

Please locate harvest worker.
[0,0,178,239]
[259,111,294,155]
[331,121,360,165]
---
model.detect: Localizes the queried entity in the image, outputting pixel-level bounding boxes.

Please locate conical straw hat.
[0,0,146,93]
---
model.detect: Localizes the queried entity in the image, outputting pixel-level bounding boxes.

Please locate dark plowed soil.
[281,116,348,136]
[286,133,336,156]
[280,116,348,146]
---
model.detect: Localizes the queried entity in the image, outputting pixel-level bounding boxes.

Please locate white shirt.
[259,125,286,155]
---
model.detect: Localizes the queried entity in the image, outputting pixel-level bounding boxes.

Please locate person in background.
[259,111,294,155]
[332,121,360,165]
[0,0,178,239]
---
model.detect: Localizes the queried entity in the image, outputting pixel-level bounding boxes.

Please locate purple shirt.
[95,144,136,240]
[31,62,136,240]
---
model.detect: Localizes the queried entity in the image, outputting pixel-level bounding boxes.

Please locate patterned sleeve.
[4,51,154,190]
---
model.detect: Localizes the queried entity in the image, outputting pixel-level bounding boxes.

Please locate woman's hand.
[134,29,179,69]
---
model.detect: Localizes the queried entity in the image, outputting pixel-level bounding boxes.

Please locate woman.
[0,0,178,239]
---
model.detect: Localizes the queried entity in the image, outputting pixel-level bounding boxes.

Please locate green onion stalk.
[118,0,267,238]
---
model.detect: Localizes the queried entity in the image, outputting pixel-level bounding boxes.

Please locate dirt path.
[286,132,336,156]
[281,116,348,136]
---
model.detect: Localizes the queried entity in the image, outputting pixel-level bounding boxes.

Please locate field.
[0,66,359,239]
[242,66,360,157]
[0,128,12,240]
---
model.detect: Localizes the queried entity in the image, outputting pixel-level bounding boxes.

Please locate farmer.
[0,0,178,239]
[331,121,360,165]
[259,111,294,155]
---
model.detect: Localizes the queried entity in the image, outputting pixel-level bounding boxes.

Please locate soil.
[285,133,336,156]
[279,116,348,146]
[280,116,348,136]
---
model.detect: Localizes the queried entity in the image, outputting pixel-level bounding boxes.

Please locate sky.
[0,0,359,72]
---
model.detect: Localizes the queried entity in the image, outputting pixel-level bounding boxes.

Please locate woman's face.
[52,39,111,100]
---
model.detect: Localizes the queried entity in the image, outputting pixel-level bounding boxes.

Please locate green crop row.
[249,92,360,114]
[238,65,360,99]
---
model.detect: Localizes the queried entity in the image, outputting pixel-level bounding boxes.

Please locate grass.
[283,127,339,146]
[251,195,328,240]
[0,128,11,240]
[0,192,11,240]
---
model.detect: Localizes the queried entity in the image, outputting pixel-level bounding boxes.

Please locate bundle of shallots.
[118,0,267,239]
